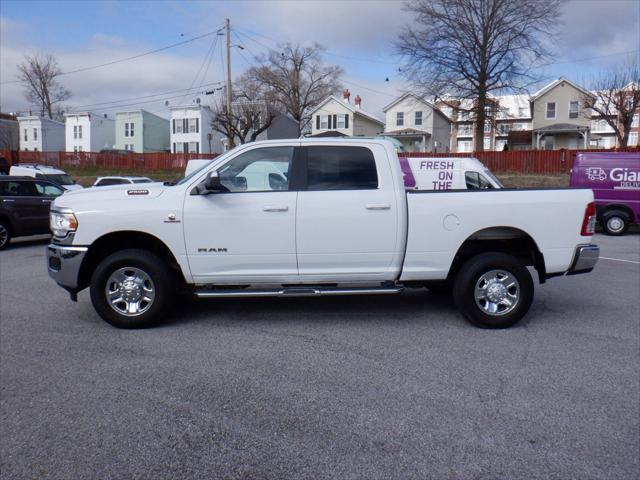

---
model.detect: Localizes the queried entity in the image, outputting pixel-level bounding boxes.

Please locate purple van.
[570,152,640,235]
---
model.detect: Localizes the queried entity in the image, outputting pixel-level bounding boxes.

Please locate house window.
[320,115,328,129]
[125,122,134,137]
[337,115,345,129]
[176,120,183,133]
[483,137,491,150]
[569,101,579,119]
[484,121,491,132]
[78,125,83,139]
[497,123,511,135]
[496,139,507,151]
[544,136,554,150]
[78,146,83,152]
[632,114,639,128]
[628,132,638,146]
[188,141,199,153]
[73,125,77,139]
[73,146,78,152]
[396,112,404,126]
[415,111,422,126]
[189,118,199,133]
[456,139,472,152]
[33,128,38,141]
[546,102,556,119]
[23,129,28,142]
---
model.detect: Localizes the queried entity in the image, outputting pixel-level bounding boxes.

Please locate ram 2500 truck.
[46,139,599,329]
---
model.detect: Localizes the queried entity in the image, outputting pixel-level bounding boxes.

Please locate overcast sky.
[1,0,638,120]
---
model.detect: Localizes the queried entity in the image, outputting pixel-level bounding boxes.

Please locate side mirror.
[191,171,225,195]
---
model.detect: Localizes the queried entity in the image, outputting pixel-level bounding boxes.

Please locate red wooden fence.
[1,148,638,175]
[0,151,219,171]
[399,148,640,175]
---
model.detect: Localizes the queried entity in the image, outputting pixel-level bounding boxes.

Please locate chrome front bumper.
[47,244,88,291]
[567,244,600,275]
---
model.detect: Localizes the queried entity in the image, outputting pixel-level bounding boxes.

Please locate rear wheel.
[0,221,11,250]
[453,252,534,329]
[90,249,174,328]
[602,210,630,236]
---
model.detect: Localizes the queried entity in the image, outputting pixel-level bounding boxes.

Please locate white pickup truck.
[47,139,599,329]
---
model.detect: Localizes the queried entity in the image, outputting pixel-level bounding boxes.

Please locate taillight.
[581,202,596,236]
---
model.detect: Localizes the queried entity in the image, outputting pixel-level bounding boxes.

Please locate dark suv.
[0,176,65,249]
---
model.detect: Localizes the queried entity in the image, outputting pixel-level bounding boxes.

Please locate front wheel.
[90,249,174,328]
[453,252,534,329]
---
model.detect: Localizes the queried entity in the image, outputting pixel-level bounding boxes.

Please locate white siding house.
[64,112,115,152]
[170,105,220,154]
[382,93,451,152]
[17,116,65,151]
[115,109,170,152]
[309,93,384,137]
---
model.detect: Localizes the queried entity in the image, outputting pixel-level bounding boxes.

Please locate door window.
[34,182,64,196]
[305,146,378,191]
[465,171,494,190]
[218,146,293,192]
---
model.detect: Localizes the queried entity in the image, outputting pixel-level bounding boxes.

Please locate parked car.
[46,138,598,329]
[9,164,83,191]
[570,152,640,235]
[400,157,502,190]
[0,176,65,249]
[93,176,154,187]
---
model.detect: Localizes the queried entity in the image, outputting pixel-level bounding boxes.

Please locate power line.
[538,49,639,67]
[68,81,224,110]
[1,25,225,86]
[175,32,220,107]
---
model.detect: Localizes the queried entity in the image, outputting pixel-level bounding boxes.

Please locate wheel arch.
[78,230,186,290]
[599,203,634,221]
[447,226,546,284]
[0,214,13,233]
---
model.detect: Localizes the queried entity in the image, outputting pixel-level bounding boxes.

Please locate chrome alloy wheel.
[606,216,625,234]
[474,269,520,316]
[0,224,8,248]
[105,267,155,316]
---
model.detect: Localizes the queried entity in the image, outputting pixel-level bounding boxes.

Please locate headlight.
[50,211,78,237]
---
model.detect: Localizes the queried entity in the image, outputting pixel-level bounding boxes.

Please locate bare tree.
[210,76,279,148]
[396,0,560,151]
[246,43,343,134]
[582,62,640,147]
[17,53,71,120]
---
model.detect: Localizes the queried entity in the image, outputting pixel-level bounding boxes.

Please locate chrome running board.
[194,286,403,298]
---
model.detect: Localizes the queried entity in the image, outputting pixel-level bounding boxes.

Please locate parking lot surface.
[1,233,639,480]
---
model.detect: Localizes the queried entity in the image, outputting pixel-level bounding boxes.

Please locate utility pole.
[225,18,233,149]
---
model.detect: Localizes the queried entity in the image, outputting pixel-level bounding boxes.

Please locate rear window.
[133,179,152,184]
[306,146,378,191]
[96,178,129,186]
[38,173,74,186]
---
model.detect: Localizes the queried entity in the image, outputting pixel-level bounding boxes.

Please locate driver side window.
[218,146,293,192]
[465,171,493,190]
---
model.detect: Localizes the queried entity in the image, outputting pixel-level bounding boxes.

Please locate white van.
[400,157,502,190]
[9,164,83,190]
[184,159,213,177]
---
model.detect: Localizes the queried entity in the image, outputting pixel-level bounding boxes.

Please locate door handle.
[365,203,391,210]
[263,205,288,212]
[42,199,52,203]
[2,199,14,203]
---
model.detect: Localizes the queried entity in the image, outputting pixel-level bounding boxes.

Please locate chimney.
[354,95,362,109]
[343,89,351,103]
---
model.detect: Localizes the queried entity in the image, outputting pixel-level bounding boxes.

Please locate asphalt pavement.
[1,233,639,480]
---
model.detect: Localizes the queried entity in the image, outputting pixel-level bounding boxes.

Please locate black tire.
[601,210,630,236]
[453,252,534,329]
[90,249,174,328]
[0,221,11,250]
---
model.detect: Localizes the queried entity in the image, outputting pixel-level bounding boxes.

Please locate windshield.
[483,170,504,188]
[175,152,233,186]
[43,173,74,186]
[133,178,152,184]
